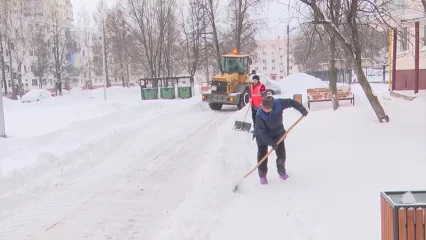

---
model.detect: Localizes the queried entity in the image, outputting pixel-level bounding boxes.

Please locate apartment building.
[391,0,426,91]
[249,37,299,80]
[23,0,73,26]
[1,0,77,96]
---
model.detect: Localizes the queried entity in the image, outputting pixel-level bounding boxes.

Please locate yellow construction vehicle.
[201,49,252,110]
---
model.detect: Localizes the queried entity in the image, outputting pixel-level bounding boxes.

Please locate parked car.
[20,89,53,103]
[251,73,282,95]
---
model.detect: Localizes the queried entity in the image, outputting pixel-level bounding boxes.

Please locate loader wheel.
[266,89,274,95]
[209,103,223,111]
[237,88,250,110]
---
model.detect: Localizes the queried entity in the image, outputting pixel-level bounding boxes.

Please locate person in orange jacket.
[249,75,266,131]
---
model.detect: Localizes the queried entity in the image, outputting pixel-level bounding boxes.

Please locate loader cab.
[221,50,251,74]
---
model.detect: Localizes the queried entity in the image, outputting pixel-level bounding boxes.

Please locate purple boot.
[279,173,289,180]
[260,177,268,185]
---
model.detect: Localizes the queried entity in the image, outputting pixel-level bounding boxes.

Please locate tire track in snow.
[0,100,202,209]
[0,104,232,240]
[30,112,231,240]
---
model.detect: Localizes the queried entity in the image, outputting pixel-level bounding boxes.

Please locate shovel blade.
[233,121,252,133]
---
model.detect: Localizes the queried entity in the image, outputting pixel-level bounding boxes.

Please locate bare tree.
[292,25,330,71]
[297,0,394,122]
[93,0,111,87]
[326,0,341,110]
[7,14,33,98]
[227,0,263,53]
[47,5,73,96]
[126,0,177,81]
[201,0,223,71]
[178,0,204,92]
[77,5,94,88]
[105,7,130,87]
[0,0,9,95]
[32,24,53,89]
[0,0,17,98]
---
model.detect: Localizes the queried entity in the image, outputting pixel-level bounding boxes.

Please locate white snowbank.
[20,89,53,103]
[277,73,328,99]
[0,86,204,177]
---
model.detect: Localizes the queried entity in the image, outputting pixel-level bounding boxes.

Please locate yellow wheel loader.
[201,50,252,111]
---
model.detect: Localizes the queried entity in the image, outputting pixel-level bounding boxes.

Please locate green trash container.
[178,86,192,99]
[141,88,158,100]
[160,87,175,99]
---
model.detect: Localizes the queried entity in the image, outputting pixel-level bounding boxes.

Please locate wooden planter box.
[381,191,426,240]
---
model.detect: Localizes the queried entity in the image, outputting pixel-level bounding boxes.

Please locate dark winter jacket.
[254,98,307,146]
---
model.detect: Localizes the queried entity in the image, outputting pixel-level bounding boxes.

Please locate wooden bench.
[306,86,355,109]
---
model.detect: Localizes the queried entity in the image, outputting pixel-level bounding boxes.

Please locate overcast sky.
[70,0,299,40]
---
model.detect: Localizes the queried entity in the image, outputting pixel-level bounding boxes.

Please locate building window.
[423,25,426,46]
[255,67,258,70]
[272,66,276,70]
[32,79,37,86]
[263,52,266,56]
[272,59,275,63]
[398,27,408,52]
[263,66,266,70]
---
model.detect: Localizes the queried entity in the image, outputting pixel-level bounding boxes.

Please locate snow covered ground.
[1,74,425,240]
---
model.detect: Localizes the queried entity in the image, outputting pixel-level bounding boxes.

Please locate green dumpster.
[141,88,158,100]
[178,86,191,99]
[160,87,175,99]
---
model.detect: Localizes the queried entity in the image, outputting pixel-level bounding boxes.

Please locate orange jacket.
[250,83,266,108]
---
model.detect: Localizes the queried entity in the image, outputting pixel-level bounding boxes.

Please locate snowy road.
[0,99,234,240]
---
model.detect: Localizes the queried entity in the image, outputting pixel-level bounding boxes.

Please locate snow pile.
[0,87,203,177]
[401,192,417,204]
[20,89,53,103]
[278,73,328,100]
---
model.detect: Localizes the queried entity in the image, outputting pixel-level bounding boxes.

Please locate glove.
[302,110,308,117]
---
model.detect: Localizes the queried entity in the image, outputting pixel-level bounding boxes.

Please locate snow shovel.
[232,115,305,192]
[232,104,252,133]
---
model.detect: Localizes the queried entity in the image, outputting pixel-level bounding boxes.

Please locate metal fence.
[306,65,389,84]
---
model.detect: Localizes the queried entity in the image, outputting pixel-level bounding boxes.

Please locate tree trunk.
[328,34,339,110]
[102,19,110,87]
[353,59,389,122]
[206,0,222,71]
[7,41,15,99]
[37,51,43,89]
[17,64,22,98]
[0,33,7,95]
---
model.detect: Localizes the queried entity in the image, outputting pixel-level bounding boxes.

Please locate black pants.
[251,107,257,128]
[257,141,286,177]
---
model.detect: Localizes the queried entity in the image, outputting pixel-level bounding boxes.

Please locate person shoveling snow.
[253,95,308,185]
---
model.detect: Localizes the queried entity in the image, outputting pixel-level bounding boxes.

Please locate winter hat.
[262,95,274,109]
[252,75,260,81]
